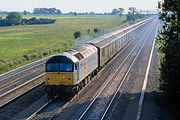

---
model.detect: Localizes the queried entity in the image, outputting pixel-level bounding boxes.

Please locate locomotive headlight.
[68,73,71,80]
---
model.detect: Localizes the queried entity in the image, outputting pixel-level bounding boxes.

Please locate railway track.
[35,20,153,120]
[78,22,154,120]
[0,53,62,108]
[102,24,157,120]
[0,66,44,94]
[0,63,44,84]
[0,59,46,108]
[0,73,45,108]
[0,56,48,80]
[27,96,58,120]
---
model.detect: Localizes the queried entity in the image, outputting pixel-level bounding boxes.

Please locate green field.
[0,15,128,73]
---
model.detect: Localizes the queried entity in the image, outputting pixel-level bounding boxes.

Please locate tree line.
[0,12,56,27]
[126,7,147,22]
[1,7,152,16]
[33,8,62,14]
[157,0,179,119]
[111,7,147,22]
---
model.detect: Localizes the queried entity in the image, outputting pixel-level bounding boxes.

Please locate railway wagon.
[45,44,98,96]
[88,31,129,67]
[87,19,150,67]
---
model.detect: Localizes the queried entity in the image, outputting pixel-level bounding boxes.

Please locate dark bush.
[0,19,12,26]
[93,28,99,33]
[21,18,28,25]
[39,18,56,24]
[0,13,56,27]
[73,31,81,39]
[23,17,56,25]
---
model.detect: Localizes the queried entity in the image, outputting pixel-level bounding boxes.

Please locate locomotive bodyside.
[75,44,98,84]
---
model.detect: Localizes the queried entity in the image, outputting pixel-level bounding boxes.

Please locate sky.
[0,0,159,13]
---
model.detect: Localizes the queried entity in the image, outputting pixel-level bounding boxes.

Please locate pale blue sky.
[0,0,158,13]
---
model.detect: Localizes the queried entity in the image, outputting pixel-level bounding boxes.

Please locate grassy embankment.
[0,15,128,74]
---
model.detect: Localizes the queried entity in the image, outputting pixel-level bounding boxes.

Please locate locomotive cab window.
[46,63,59,72]
[74,63,78,70]
[60,63,73,72]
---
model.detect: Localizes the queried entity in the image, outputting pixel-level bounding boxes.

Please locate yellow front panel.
[45,72,74,86]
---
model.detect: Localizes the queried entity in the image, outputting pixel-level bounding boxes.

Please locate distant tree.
[66,12,73,15]
[89,12,95,15]
[111,8,124,16]
[118,8,124,16]
[126,7,138,22]
[23,10,27,15]
[74,12,77,16]
[129,7,136,13]
[6,12,22,25]
[126,12,135,22]
[111,9,119,15]
[73,31,81,39]
[56,9,62,14]
[104,12,111,15]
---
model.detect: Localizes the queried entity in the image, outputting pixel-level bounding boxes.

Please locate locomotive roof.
[47,44,97,63]
[73,44,97,59]
[46,52,79,63]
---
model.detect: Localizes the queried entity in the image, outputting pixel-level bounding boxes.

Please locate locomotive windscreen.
[46,55,76,72]
[59,63,73,72]
[46,63,73,72]
[46,63,59,72]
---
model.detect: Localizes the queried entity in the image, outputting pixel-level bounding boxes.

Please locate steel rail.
[0,73,45,108]
[26,96,57,120]
[0,49,61,77]
[100,22,155,120]
[0,66,44,92]
[0,62,45,83]
[136,21,159,120]
[78,21,154,120]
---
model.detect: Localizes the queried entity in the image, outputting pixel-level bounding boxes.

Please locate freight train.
[45,19,151,97]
